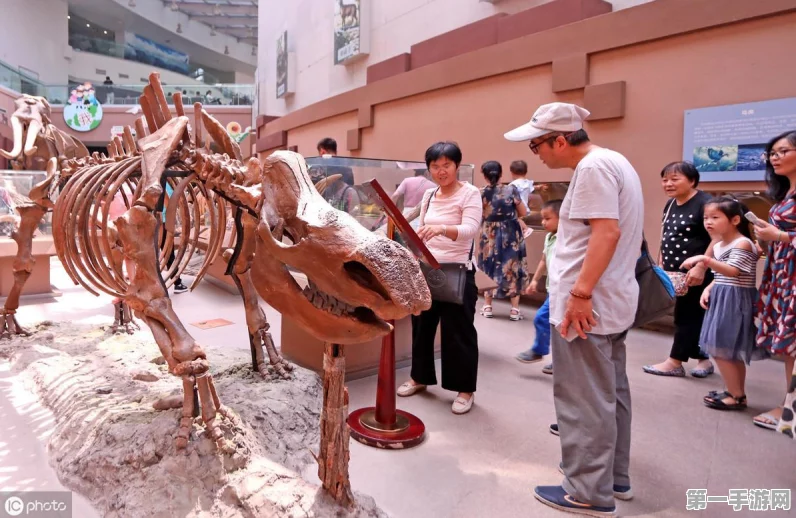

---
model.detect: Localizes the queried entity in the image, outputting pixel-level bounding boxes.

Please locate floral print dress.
[477,184,527,298]
[755,194,796,438]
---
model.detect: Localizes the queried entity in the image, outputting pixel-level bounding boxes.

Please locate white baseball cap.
[504,102,591,142]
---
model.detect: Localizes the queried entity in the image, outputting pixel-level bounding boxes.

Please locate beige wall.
[271,10,796,258]
[257,0,653,115]
[1,0,70,83]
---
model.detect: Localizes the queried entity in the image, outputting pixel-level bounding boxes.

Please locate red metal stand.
[347,219,426,449]
[347,321,426,449]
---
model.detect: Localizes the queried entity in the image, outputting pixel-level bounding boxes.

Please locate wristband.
[569,289,592,300]
[441,225,448,237]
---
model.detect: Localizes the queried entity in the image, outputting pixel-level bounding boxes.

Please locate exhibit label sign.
[334,0,370,65]
[276,31,288,99]
[683,97,796,182]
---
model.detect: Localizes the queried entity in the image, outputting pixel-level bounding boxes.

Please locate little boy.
[516,199,561,374]
[509,160,533,216]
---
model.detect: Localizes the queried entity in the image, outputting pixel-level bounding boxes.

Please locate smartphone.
[556,310,600,342]
[744,211,767,228]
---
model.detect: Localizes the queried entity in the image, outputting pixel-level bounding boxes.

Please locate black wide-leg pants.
[410,270,479,393]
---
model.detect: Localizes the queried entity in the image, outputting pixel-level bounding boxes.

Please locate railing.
[0,60,47,98]
[0,60,254,106]
[68,34,125,60]
[54,83,255,106]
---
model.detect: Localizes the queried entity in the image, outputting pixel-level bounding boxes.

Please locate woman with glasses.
[397,141,483,415]
[750,130,796,437]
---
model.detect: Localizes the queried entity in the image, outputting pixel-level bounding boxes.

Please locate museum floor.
[6,261,795,518]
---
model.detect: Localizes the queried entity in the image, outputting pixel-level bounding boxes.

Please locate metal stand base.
[348,407,425,449]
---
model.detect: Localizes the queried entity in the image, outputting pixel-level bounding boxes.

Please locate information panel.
[683,97,796,182]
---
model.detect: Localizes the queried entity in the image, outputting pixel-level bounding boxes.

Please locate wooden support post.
[318,343,354,507]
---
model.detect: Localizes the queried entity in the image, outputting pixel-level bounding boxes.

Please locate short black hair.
[542,199,563,216]
[425,141,462,168]
[660,161,700,188]
[481,160,502,186]
[317,137,337,154]
[706,196,753,240]
[765,130,796,202]
[510,160,528,175]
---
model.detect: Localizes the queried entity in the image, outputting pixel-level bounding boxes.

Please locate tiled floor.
[8,261,796,517]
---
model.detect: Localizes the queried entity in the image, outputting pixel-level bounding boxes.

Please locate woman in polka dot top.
[643,162,716,379]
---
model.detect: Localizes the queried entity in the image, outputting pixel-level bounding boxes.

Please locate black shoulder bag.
[419,188,473,305]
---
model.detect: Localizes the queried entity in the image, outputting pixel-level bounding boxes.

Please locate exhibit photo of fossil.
[0,72,431,510]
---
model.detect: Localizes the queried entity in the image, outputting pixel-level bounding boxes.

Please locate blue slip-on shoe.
[556,463,633,500]
[534,486,616,517]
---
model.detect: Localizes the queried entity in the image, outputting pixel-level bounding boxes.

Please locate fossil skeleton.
[1,73,431,505]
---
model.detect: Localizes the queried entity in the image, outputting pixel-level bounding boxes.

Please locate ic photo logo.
[3,493,70,516]
[4,496,23,516]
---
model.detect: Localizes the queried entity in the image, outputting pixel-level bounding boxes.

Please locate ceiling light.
[170,0,179,11]
[210,25,216,36]
[176,23,183,33]
[86,23,91,27]
[128,0,136,7]
[104,30,108,34]
[224,45,230,55]
[213,3,222,16]
[67,15,71,19]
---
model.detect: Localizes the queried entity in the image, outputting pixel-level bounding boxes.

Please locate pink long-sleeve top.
[419,183,482,264]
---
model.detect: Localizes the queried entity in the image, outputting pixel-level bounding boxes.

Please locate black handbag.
[419,188,473,305]
[633,237,676,328]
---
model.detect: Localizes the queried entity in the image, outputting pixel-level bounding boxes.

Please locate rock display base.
[0,321,386,517]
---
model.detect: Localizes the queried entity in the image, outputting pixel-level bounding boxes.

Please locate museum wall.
[1,0,70,84]
[258,1,796,259]
[257,0,653,115]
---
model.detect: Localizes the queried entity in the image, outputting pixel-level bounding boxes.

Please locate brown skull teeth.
[304,280,358,317]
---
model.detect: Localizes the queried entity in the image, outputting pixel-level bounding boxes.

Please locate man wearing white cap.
[505,102,643,516]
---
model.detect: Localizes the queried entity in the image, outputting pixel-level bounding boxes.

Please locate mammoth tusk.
[23,118,41,156]
[0,116,23,159]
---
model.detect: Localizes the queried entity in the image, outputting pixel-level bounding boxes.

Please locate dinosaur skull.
[251,151,431,345]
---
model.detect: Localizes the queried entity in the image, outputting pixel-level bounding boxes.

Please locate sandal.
[753,412,780,431]
[704,391,747,410]
[480,305,493,318]
[509,307,523,321]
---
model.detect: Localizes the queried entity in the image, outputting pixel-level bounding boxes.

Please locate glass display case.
[304,156,475,233]
[0,170,51,238]
[523,181,570,228]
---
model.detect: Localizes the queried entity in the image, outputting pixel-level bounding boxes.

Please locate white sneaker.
[452,394,474,414]
[397,381,426,397]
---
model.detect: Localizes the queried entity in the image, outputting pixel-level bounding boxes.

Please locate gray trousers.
[551,329,632,508]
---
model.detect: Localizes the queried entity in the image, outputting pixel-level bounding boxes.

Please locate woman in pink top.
[397,142,483,415]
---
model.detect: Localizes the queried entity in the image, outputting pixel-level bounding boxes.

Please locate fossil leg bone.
[225,211,293,378]
[0,204,47,339]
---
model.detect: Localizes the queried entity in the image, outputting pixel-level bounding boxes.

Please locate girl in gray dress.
[681,197,766,410]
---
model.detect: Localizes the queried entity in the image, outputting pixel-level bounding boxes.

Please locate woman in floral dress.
[477,161,528,321]
[753,130,796,439]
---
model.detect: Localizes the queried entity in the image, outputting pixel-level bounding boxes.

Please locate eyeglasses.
[767,148,796,161]
[528,133,571,154]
